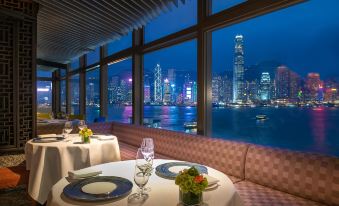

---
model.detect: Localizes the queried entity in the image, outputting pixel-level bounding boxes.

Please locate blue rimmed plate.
[63,176,133,202]
[155,162,208,179]
[32,136,64,143]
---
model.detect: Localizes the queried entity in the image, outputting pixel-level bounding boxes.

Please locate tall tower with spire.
[154,64,162,104]
[233,34,245,103]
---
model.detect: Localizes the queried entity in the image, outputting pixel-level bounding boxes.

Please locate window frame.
[55,0,304,135]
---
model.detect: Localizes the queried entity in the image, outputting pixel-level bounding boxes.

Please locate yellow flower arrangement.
[79,127,93,143]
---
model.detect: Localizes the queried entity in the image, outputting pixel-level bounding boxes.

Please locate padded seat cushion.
[112,122,249,180]
[245,145,339,206]
[235,181,325,206]
[119,142,171,161]
[0,166,29,190]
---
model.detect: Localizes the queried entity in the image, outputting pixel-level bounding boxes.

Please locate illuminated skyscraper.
[163,78,171,104]
[233,35,245,103]
[306,73,322,101]
[259,72,271,101]
[275,66,290,99]
[154,64,162,104]
[144,75,151,104]
[212,75,222,104]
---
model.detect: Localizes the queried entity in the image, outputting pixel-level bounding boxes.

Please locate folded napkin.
[38,134,57,138]
[204,174,220,186]
[68,168,102,180]
[97,135,116,141]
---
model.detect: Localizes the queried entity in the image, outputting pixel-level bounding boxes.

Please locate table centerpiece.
[79,127,93,143]
[175,166,208,206]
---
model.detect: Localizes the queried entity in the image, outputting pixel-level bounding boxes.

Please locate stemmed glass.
[141,138,154,161]
[128,149,153,203]
[63,121,73,138]
[78,120,86,131]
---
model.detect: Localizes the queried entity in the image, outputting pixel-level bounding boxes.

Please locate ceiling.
[35,0,185,64]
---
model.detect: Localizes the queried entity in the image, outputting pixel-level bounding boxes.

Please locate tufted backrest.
[111,122,249,179]
[245,145,339,206]
[88,122,113,134]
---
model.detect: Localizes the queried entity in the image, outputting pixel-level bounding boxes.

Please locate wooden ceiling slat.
[36,0,182,63]
[47,0,124,34]
[38,3,120,36]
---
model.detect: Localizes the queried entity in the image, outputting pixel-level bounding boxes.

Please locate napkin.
[204,174,220,186]
[68,168,102,179]
[97,135,116,141]
[38,134,57,138]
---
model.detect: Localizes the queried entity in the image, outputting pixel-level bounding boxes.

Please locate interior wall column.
[132,28,144,125]
[100,46,108,119]
[66,64,71,114]
[197,0,212,136]
[79,56,86,117]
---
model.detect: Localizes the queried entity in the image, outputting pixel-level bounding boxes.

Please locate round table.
[47,159,243,206]
[25,134,121,204]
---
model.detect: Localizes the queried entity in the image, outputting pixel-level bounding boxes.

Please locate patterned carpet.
[0,151,34,206]
[0,151,26,168]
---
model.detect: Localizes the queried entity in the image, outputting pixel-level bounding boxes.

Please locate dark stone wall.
[0,0,38,150]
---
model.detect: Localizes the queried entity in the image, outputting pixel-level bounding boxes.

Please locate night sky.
[143,0,339,79]
[85,0,339,80]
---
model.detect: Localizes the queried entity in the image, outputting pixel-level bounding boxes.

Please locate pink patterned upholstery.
[235,181,325,206]
[119,142,170,161]
[111,122,249,180]
[88,122,113,134]
[245,145,339,206]
[37,124,64,135]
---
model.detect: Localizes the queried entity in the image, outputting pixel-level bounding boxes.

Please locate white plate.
[81,182,117,195]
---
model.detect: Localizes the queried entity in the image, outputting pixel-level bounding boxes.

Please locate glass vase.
[81,135,90,143]
[179,189,202,206]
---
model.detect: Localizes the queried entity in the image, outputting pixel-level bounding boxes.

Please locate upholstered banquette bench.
[88,122,339,206]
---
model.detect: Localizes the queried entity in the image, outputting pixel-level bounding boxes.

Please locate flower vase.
[179,189,202,206]
[81,134,90,144]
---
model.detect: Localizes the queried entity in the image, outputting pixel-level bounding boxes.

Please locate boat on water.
[256,115,268,120]
[184,121,197,129]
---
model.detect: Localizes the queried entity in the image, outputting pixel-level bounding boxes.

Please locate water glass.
[141,138,154,162]
[64,121,73,138]
[78,120,86,131]
[128,149,152,202]
[141,138,154,150]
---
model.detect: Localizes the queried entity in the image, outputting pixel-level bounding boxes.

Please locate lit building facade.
[233,34,246,103]
[259,72,271,101]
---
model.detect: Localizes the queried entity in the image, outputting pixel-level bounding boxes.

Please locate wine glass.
[64,121,73,138]
[78,120,86,131]
[128,149,152,202]
[141,138,154,150]
[141,138,154,162]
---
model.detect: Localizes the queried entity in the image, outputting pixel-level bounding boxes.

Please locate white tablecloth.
[47,159,243,206]
[25,134,121,204]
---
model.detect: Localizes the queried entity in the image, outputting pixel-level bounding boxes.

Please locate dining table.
[47,159,243,206]
[25,134,121,204]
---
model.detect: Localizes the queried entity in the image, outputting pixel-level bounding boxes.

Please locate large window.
[211,0,246,14]
[60,68,66,77]
[70,58,79,71]
[70,74,80,115]
[211,0,339,156]
[60,80,66,112]
[107,32,132,56]
[86,67,100,122]
[86,47,100,66]
[37,81,52,113]
[107,58,132,123]
[37,68,53,78]
[143,40,197,133]
[145,0,197,43]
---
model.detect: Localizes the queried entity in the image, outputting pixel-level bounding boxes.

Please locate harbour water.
[86,105,339,156]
